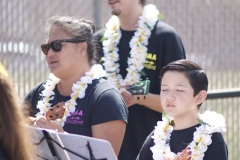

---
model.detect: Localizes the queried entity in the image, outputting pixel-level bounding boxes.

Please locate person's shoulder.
[211,132,225,144]
[155,21,178,35]
[30,81,46,92]
[205,132,228,159]
[154,21,183,44]
[93,78,118,91]
[87,78,119,96]
[25,81,46,99]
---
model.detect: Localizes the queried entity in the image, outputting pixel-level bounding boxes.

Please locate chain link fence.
[1,0,239,159]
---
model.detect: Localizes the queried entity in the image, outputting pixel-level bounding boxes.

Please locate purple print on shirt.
[66,110,83,125]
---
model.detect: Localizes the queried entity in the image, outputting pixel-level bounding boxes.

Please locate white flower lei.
[151,111,226,160]
[102,4,160,88]
[36,64,106,127]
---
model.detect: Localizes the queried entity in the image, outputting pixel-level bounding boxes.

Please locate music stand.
[26,126,117,160]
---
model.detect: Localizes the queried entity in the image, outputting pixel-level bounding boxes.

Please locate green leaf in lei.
[163,111,175,126]
[139,70,147,76]
[100,36,107,42]
[158,13,165,20]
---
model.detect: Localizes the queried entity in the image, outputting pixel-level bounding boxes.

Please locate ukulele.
[175,147,191,160]
[126,80,150,95]
[45,101,65,120]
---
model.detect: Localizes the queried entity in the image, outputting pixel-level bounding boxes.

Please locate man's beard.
[111,9,121,16]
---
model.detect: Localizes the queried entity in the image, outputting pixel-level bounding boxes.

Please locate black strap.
[42,130,59,159]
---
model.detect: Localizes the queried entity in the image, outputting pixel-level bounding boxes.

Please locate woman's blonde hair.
[0,63,35,160]
[0,63,8,77]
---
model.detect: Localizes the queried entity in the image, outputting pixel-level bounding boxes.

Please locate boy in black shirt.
[137,60,228,160]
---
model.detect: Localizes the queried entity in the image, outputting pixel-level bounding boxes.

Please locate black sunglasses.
[41,39,85,55]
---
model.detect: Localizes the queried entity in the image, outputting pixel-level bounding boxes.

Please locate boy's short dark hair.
[160,59,208,97]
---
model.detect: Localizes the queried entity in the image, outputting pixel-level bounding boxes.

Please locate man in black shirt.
[95,0,186,159]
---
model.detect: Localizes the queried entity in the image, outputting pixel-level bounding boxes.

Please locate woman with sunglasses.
[25,16,128,156]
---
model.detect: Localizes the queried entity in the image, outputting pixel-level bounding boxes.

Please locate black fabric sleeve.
[156,22,186,67]
[91,87,128,125]
[162,32,186,65]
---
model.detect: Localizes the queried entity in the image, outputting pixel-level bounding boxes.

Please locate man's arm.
[120,88,163,113]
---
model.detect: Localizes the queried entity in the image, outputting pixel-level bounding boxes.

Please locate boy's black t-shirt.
[25,78,128,136]
[137,124,228,160]
[95,21,186,160]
